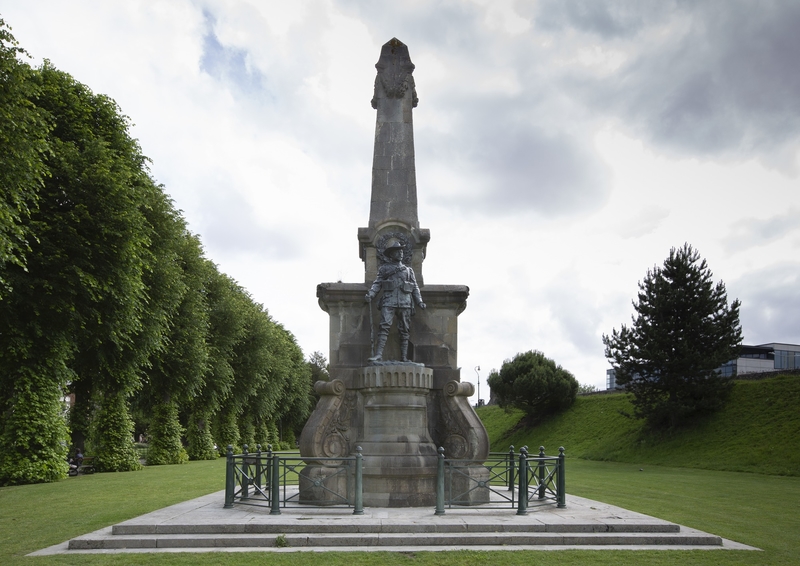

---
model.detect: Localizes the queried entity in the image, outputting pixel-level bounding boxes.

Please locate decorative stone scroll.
[298,379,355,464]
[435,380,489,462]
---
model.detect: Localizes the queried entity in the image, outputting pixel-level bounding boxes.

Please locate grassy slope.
[479,374,800,476]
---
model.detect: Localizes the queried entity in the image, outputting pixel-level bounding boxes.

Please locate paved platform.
[31,490,759,555]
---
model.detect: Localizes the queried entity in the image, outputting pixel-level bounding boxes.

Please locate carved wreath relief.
[372,38,419,108]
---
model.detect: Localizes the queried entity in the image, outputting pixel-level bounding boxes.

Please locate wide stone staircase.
[54,491,740,553]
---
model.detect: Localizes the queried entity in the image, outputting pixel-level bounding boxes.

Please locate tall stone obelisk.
[300,38,489,507]
[358,38,429,287]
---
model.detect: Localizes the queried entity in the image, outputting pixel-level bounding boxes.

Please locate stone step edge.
[113,522,680,535]
[70,531,722,550]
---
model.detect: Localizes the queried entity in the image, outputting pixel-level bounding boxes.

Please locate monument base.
[362,472,437,507]
[298,360,490,508]
[357,364,438,507]
[446,466,492,505]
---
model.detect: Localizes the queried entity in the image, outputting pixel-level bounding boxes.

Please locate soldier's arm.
[365,271,384,301]
[409,269,426,309]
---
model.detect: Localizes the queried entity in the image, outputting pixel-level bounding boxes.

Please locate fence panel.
[224,445,363,515]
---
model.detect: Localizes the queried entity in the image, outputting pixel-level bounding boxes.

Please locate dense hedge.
[0,19,313,485]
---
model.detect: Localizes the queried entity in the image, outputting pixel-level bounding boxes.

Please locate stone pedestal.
[357,364,437,507]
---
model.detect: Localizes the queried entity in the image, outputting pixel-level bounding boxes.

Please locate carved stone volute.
[435,380,490,461]
[298,379,355,465]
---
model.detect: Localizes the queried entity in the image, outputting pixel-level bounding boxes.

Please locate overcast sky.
[4,1,799,398]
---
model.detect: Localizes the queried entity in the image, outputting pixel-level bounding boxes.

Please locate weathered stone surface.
[300,38,489,507]
[368,39,419,233]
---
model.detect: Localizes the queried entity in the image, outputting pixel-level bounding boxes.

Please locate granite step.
[112,520,681,535]
[68,529,722,550]
[34,491,753,555]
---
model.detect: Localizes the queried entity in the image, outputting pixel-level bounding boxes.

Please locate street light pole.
[474,366,480,406]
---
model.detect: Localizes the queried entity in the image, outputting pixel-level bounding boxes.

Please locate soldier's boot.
[369,334,387,362]
[400,339,409,362]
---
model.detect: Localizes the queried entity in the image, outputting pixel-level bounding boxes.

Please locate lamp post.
[474,366,480,407]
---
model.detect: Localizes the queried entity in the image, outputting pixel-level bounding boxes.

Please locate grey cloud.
[730,263,800,344]
[724,209,800,252]
[421,104,611,216]
[337,0,483,51]
[532,0,672,39]
[570,1,800,162]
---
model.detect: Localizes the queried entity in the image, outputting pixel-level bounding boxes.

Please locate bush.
[146,401,188,466]
[186,408,217,460]
[88,393,142,472]
[487,350,579,422]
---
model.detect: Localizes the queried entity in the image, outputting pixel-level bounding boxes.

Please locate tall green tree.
[0,18,50,295]
[186,267,247,458]
[136,209,209,466]
[222,296,279,451]
[0,21,315,479]
[308,351,329,383]
[603,244,742,429]
[1,59,165,480]
[0,20,68,486]
[262,322,314,449]
[35,63,156,472]
[487,350,578,423]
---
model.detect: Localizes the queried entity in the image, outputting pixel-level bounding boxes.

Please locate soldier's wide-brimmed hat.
[383,241,404,254]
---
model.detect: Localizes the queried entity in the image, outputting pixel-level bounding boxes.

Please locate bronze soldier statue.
[365,241,426,362]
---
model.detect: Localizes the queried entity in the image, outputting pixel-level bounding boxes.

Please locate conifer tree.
[603,244,742,428]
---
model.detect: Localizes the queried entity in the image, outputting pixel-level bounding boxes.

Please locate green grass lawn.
[2,455,799,565]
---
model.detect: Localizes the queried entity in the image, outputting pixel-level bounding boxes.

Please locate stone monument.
[299,38,489,507]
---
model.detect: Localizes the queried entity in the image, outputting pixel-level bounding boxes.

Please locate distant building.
[718,343,800,377]
[605,342,800,390]
[606,368,621,391]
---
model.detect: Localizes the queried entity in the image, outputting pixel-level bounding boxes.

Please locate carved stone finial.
[371,38,418,108]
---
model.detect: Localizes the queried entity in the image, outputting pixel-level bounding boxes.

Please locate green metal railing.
[225,444,562,515]
[223,444,363,515]
[435,445,565,515]
[434,447,518,514]
[516,446,566,514]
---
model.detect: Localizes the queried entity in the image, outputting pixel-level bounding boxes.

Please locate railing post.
[270,451,281,515]
[255,444,262,492]
[516,447,528,515]
[538,446,546,500]
[241,445,250,500]
[266,444,273,504]
[354,446,364,515]
[224,445,235,508]
[557,447,566,508]
[435,446,445,515]
[508,446,515,493]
